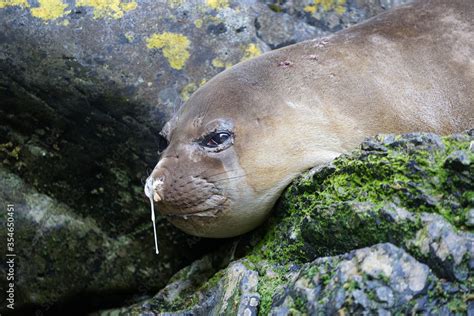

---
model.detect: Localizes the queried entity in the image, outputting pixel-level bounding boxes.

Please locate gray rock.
[444,150,471,171]
[407,213,474,282]
[270,243,462,314]
[104,258,260,315]
[468,300,474,316]
[467,209,474,227]
[376,286,395,307]
[255,9,324,49]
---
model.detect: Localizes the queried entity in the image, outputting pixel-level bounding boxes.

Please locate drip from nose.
[144,175,162,255]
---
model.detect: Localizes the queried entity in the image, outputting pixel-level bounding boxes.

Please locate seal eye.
[202,131,232,148]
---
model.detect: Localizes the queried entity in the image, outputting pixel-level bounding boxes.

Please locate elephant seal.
[145,0,474,240]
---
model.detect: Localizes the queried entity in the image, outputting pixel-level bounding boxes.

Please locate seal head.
[144,69,325,238]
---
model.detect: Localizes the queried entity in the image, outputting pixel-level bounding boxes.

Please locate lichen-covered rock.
[270,243,467,315]
[0,0,408,313]
[262,0,413,33]
[108,131,473,315]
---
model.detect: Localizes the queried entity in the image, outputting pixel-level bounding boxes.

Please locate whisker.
[179,169,244,184]
[212,174,247,183]
[205,168,242,180]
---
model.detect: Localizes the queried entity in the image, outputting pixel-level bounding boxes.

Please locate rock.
[376,286,395,307]
[102,254,259,316]
[445,150,471,171]
[262,0,413,32]
[467,209,474,227]
[255,9,324,49]
[270,244,443,314]
[407,213,474,282]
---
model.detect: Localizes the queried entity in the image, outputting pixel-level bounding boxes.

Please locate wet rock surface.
[105,131,474,315]
[0,0,432,313]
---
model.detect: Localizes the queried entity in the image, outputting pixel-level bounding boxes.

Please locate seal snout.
[145,170,166,203]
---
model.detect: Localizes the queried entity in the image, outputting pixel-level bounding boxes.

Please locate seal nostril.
[148,171,166,202]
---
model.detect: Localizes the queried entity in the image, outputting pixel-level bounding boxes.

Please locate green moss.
[282,133,473,256]
[199,269,225,292]
[301,134,473,231]
[447,297,467,313]
[256,264,289,315]
[343,280,359,291]
[292,296,308,312]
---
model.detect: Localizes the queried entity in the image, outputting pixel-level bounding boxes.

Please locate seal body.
[145,0,474,238]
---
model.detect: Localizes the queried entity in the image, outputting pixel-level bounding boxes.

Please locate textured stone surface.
[103,252,260,315]
[270,243,467,315]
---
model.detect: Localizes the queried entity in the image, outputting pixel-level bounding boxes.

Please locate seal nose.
[145,169,166,202]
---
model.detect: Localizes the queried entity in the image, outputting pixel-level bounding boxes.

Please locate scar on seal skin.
[145,0,474,239]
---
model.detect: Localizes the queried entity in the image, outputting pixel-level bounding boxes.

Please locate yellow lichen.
[213,58,233,68]
[30,0,69,20]
[242,43,261,60]
[314,0,346,14]
[124,31,134,42]
[335,3,346,14]
[303,4,316,14]
[307,0,346,14]
[76,0,137,19]
[199,78,207,86]
[146,32,190,70]
[180,82,198,101]
[206,0,228,10]
[0,0,29,9]
[61,19,70,26]
[194,18,203,28]
[211,58,225,68]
